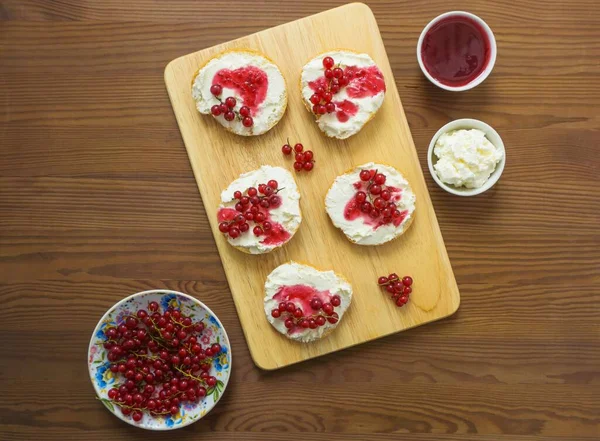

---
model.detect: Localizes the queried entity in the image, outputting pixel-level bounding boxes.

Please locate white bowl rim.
[416,10,497,92]
[427,118,506,196]
[87,289,232,430]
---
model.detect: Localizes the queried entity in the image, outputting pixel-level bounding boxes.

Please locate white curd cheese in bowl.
[433,128,503,189]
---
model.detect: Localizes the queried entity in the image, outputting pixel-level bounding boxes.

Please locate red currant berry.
[294,308,303,318]
[224,111,235,121]
[286,302,296,313]
[260,199,270,208]
[386,284,395,294]
[388,273,399,281]
[295,152,304,162]
[132,411,143,422]
[263,221,272,231]
[210,84,222,96]
[294,143,303,153]
[316,86,326,96]
[402,276,413,286]
[239,222,249,232]
[374,197,386,209]
[355,191,367,203]
[310,94,321,105]
[360,170,371,181]
[244,211,254,221]
[381,190,391,201]
[378,276,388,285]
[303,161,314,171]
[269,195,281,207]
[316,316,327,326]
[284,318,294,329]
[294,161,303,171]
[218,222,229,233]
[233,190,242,199]
[324,68,334,78]
[326,102,336,113]
[323,92,333,102]
[300,319,310,328]
[242,116,253,127]
[331,295,341,307]
[323,56,335,69]
[239,106,250,117]
[327,312,339,324]
[374,173,386,185]
[228,227,240,238]
[264,186,273,196]
[219,103,228,113]
[312,104,319,114]
[392,209,402,218]
[254,212,265,223]
[282,144,292,155]
[267,179,278,189]
[316,104,326,115]
[330,84,340,94]
[333,67,343,78]
[247,187,257,197]
[303,150,314,161]
[322,302,334,315]
[225,97,236,108]
[370,184,382,195]
[308,319,318,329]
[310,297,322,310]
[360,202,372,213]
[339,76,349,86]
[258,184,267,194]
[369,208,380,218]
[211,105,222,116]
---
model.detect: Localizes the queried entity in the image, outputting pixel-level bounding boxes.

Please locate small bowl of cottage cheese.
[427,119,505,196]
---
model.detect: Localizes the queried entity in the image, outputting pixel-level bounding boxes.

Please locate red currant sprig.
[219,180,283,238]
[353,169,404,224]
[282,140,314,172]
[209,84,254,127]
[271,295,341,328]
[308,56,352,116]
[377,273,413,307]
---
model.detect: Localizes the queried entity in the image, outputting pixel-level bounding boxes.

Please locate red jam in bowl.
[421,14,491,87]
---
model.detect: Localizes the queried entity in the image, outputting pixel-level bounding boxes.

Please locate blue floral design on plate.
[87,290,232,430]
[214,346,229,372]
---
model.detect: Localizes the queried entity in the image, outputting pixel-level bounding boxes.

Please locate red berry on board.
[258,184,267,194]
[330,295,341,307]
[369,184,382,195]
[356,191,367,203]
[282,144,292,155]
[402,276,413,286]
[378,276,388,285]
[239,106,251,117]
[211,105,222,116]
[294,143,304,153]
[303,161,314,171]
[403,286,412,295]
[327,312,339,324]
[210,84,222,96]
[233,190,242,199]
[388,273,399,281]
[316,316,327,326]
[224,111,235,121]
[310,298,322,310]
[294,162,303,171]
[268,180,278,189]
[242,117,253,127]
[360,170,371,181]
[295,152,304,162]
[303,151,313,161]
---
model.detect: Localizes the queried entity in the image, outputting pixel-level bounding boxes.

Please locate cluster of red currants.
[282,141,314,172]
[308,56,353,115]
[271,295,341,329]
[219,180,283,238]
[349,169,405,224]
[101,302,222,422]
[209,84,254,127]
[378,274,413,307]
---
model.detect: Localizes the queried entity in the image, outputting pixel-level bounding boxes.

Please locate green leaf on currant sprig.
[100,398,115,412]
[94,360,103,364]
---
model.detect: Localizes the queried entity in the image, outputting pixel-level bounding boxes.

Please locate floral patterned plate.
[88,290,232,430]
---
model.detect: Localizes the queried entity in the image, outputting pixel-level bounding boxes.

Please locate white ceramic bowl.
[88,290,232,430]
[417,11,497,91]
[427,118,506,196]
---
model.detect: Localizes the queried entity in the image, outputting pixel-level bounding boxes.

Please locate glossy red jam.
[343,179,407,229]
[421,15,491,87]
[212,66,268,111]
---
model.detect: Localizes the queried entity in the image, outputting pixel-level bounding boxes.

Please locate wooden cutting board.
[164,2,460,370]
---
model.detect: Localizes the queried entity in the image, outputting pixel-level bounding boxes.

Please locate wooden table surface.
[1,1,598,440]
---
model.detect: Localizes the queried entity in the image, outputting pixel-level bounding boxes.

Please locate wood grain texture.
[0,0,599,439]
[164,3,460,370]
